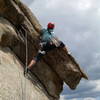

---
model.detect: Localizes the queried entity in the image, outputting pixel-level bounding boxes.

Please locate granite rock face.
[0,47,52,100]
[0,0,88,100]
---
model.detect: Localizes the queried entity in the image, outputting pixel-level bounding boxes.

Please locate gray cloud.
[25,0,100,99]
[62,80,100,99]
[21,0,34,5]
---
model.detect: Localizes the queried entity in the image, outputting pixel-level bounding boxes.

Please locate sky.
[22,0,100,100]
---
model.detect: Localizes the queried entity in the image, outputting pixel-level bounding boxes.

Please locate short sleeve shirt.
[40,28,54,42]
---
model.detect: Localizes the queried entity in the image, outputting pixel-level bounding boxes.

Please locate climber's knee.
[58,41,65,48]
[33,50,46,62]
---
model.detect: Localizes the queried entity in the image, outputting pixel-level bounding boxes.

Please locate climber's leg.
[45,41,67,52]
[57,41,68,52]
[28,59,36,69]
[24,51,45,75]
[43,42,56,52]
[44,41,67,53]
[27,49,46,68]
[25,42,48,73]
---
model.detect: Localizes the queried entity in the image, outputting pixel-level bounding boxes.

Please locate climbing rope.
[18,25,29,100]
[25,28,28,72]
[24,28,28,100]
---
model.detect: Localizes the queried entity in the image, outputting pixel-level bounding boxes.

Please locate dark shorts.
[34,41,65,62]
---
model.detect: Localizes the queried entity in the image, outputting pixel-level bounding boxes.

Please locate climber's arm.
[51,33,69,52]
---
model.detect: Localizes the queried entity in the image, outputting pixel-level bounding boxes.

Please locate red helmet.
[47,22,55,29]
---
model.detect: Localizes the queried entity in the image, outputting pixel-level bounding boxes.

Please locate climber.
[24,22,68,74]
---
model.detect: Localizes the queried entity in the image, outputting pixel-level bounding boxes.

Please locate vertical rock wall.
[0,47,53,100]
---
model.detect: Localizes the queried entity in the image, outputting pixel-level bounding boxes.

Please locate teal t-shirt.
[40,28,54,42]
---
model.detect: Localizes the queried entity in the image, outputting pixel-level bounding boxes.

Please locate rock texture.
[0,0,88,100]
[0,47,52,100]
